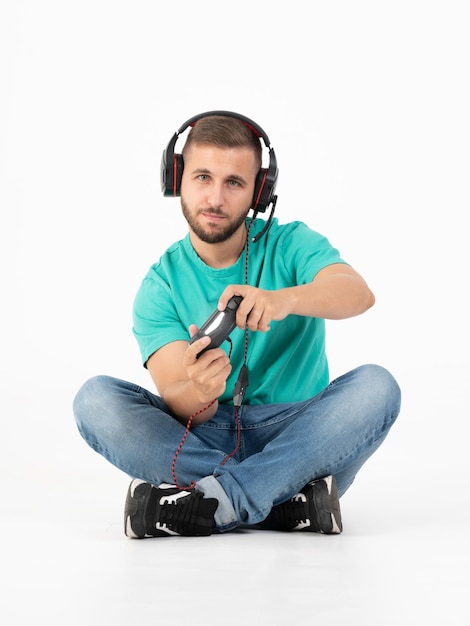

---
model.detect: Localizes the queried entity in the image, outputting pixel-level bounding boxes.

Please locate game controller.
[190,295,243,358]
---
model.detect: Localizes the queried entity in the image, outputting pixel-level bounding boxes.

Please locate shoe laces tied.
[159,491,205,535]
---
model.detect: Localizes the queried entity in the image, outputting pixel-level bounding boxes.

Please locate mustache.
[199,209,227,217]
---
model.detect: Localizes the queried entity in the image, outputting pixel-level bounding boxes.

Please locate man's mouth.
[201,210,226,222]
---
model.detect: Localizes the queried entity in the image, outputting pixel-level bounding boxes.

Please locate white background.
[1,1,469,624]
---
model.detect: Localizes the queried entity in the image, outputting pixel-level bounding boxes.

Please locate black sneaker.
[124,480,218,538]
[258,475,343,534]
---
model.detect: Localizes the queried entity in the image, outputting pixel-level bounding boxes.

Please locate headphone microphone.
[160,110,279,220]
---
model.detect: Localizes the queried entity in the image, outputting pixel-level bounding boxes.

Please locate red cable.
[171,399,216,490]
[171,220,255,489]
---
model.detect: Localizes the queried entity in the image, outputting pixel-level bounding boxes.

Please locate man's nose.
[207,182,224,208]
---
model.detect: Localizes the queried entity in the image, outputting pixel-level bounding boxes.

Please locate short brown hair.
[182,115,262,170]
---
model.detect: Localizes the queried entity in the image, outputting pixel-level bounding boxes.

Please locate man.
[73,111,401,538]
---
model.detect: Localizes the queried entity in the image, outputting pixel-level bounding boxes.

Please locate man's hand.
[184,324,232,405]
[218,286,293,332]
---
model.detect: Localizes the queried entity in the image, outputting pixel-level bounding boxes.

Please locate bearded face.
[179,144,257,245]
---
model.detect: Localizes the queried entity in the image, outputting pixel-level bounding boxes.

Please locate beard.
[181,198,250,244]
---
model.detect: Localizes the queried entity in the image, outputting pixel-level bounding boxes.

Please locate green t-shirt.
[132,217,346,405]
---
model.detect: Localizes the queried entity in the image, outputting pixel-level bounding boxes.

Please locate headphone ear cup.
[252,165,278,213]
[252,168,268,212]
[160,149,172,196]
[161,151,184,197]
[172,154,184,196]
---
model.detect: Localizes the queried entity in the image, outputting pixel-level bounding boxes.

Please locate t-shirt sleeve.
[132,268,188,367]
[279,221,348,284]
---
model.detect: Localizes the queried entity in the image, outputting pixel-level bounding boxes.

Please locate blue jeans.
[73,364,400,532]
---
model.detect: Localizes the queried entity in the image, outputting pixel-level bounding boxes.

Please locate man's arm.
[287,263,375,319]
[218,263,375,332]
[146,331,232,424]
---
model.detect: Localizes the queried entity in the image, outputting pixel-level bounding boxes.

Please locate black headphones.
[161,110,278,214]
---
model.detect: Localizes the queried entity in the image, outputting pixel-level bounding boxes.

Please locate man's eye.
[228,180,240,187]
[198,175,209,181]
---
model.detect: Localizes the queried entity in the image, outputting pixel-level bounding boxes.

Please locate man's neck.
[189,227,247,269]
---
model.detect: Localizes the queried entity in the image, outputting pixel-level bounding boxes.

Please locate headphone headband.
[161,110,278,213]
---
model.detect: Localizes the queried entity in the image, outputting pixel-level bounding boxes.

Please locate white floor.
[2,410,468,626]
